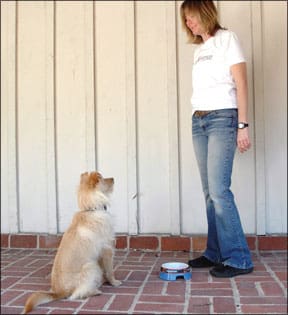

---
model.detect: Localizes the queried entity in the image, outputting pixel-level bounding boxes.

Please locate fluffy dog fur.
[23,171,121,314]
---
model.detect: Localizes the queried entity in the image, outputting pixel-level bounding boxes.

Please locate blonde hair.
[180,0,224,44]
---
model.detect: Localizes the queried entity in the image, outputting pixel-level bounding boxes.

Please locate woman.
[180,0,253,278]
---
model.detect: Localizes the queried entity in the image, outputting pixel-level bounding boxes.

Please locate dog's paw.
[111,279,122,287]
[91,288,102,296]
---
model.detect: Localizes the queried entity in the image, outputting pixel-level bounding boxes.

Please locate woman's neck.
[202,33,212,42]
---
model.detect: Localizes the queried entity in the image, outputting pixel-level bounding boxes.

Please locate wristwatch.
[238,122,249,129]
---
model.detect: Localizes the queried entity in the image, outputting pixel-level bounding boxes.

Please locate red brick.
[236,281,259,296]
[1,277,21,289]
[0,290,23,305]
[235,276,274,282]
[167,281,186,295]
[115,235,127,249]
[246,235,256,250]
[39,234,62,249]
[139,295,185,303]
[142,282,165,294]
[134,302,184,313]
[10,234,37,248]
[188,297,211,314]
[77,312,120,315]
[19,277,50,284]
[127,271,147,281]
[28,307,50,314]
[190,289,233,296]
[125,250,143,257]
[242,305,287,313]
[2,233,288,251]
[240,296,287,304]
[130,236,159,250]
[11,283,50,292]
[0,306,23,314]
[79,294,111,310]
[114,270,130,281]
[26,259,51,268]
[4,270,33,277]
[192,236,207,251]
[103,286,139,294]
[29,266,52,278]
[258,236,287,250]
[1,234,9,247]
[108,295,135,311]
[161,236,190,251]
[213,297,236,313]
[49,301,83,310]
[260,282,284,296]
[275,271,287,281]
[50,310,75,314]
[191,282,231,289]
[189,271,209,282]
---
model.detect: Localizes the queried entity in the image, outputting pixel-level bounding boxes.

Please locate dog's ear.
[80,172,89,183]
[88,172,101,188]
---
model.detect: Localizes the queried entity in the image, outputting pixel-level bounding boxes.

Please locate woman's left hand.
[237,128,251,153]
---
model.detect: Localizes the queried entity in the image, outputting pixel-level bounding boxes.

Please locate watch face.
[238,122,248,129]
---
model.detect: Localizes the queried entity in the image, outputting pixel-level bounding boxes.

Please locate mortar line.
[231,278,242,314]
[182,277,191,314]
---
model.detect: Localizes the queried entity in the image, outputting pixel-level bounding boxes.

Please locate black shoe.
[188,256,218,268]
[210,265,253,278]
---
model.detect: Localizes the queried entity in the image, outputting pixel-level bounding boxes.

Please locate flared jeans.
[192,109,253,269]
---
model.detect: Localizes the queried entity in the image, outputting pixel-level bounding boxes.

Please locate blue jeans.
[192,109,253,269]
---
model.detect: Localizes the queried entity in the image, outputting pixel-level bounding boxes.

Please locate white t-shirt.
[191,29,245,113]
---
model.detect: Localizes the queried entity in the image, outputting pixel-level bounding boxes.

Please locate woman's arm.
[231,62,251,153]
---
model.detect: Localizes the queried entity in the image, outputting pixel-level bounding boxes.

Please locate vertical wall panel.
[166,2,180,235]
[17,1,56,232]
[124,3,138,235]
[1,1,18,233]
[251,1,266,235]
[56,1,95,232]
[94,1,137,233]
[43,2,57,234]
[136,1,179,233]
[137,1,169,233]
[262,1,287,233]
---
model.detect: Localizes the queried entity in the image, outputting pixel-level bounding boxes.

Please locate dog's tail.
[22,291,66,314]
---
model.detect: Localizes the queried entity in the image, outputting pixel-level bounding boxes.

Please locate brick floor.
[1,249,287,314]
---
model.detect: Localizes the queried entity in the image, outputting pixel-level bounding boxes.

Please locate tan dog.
[23,171,121,314]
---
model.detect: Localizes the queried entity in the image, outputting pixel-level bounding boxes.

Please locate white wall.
[262,1,287,233]
[1,1,287,235]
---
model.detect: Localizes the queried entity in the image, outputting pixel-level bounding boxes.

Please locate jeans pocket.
[213,110,238,128]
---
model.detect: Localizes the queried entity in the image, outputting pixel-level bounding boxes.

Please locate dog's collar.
[85,205,107,212]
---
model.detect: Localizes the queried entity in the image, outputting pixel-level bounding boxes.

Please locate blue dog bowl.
[159,262,192,281]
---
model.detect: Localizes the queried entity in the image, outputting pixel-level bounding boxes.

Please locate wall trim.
[1,233,287,251]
